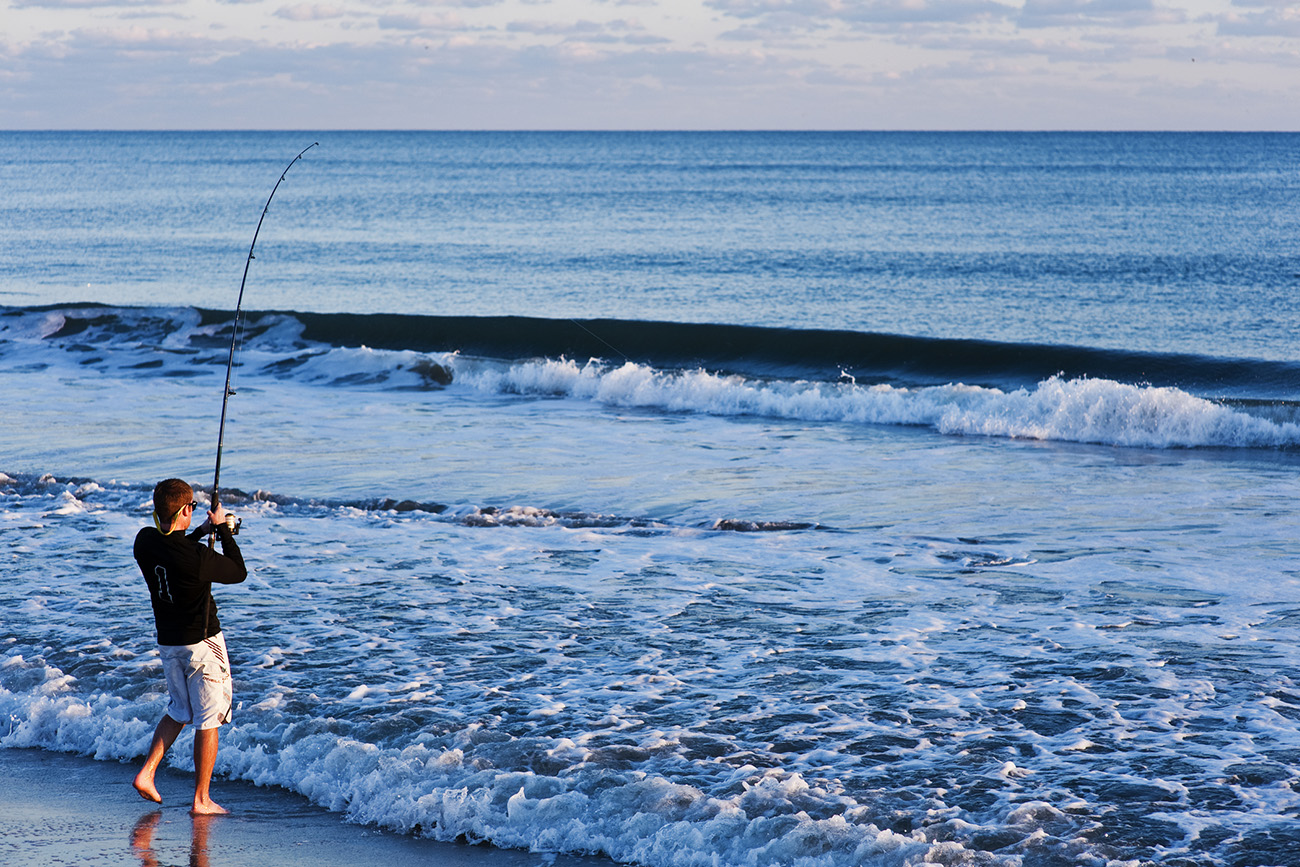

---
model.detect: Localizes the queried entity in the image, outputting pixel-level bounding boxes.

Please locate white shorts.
[160,633,232,730]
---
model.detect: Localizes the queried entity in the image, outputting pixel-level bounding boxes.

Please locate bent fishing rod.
[210,142,318,542]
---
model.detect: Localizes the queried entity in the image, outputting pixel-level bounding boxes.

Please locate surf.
[7,303,1300,451]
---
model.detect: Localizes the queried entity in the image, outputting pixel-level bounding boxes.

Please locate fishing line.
[210,141,318,539]
[568,318,630,363]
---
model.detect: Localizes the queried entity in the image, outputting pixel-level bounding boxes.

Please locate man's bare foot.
[133,771,162,804]
[190,797,229,816]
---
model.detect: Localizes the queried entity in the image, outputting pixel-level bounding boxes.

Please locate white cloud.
[9,0,182,7]
[623,31,670,44]
[275,4,350,21]
[411,0,506,6]
[705,0,1018,28]
[506,18,606,34]
[841,0,1018,26]
[1018,0,1185,29]
[376,11,468,30]
[502,15,668,44]
[1216,5,1300,36]
[1,0,1298,128]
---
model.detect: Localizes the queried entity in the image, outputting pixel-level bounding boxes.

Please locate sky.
[1,0,1297,129]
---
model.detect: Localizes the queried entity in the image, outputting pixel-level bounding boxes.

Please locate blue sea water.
[3,131,1300,866]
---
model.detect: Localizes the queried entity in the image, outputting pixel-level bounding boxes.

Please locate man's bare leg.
[190,727,228,815]
[134,715,185,803]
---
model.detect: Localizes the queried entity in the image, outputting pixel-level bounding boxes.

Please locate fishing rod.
[210,142,318,541]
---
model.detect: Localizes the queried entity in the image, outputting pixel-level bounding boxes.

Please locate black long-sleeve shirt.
[134,522,247,646]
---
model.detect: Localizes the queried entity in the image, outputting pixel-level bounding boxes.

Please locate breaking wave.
[6,303,1299,451]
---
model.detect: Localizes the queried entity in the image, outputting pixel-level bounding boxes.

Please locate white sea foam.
[0,668,973,867]
[446,356,1300,450]
[5,473,1300,867]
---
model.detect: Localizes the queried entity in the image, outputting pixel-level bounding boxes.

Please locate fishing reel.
[224,513,242,536]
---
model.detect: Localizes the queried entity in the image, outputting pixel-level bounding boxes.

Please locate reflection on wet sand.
[131,811,216,867]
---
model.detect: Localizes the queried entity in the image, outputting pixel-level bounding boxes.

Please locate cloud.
[706,0,1016,29]
[623,32,671,45]
[274,4,350,21]
[1171,37,1300,65]
[502,16,669,44]
[47,25,197,49]
[717,25,770,41]
[840,0,1017,26]
[506,18,606,35]
[376,11,468,31]
[3,0,1299,130]
[9,0,182,8]
[410,0,507,7]
[1216,6,1300,37]
[0,24,840,124]
[705,0,840,16]
[916,29,1168,64]
[1018,0,1185,29]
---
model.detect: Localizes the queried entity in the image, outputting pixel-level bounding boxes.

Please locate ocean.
[2,131,1299,866]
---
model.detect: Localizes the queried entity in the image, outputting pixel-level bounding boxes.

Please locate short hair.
[153,478,193,521]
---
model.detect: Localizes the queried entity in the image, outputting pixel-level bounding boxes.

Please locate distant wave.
[8,303,1300,450]
[18,301,1300,396]
[275,308,1300,399]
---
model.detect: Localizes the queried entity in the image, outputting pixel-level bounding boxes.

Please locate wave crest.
[937,376,1298,448]
[8,304,1299,450]
[449,356,1300,449]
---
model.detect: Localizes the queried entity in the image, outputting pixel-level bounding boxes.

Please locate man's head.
[153,478,195,532]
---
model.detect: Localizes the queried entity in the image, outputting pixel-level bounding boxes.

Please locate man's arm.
[197,529,247,584]
[192,505,248,584]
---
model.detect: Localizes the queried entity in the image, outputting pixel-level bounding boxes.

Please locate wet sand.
[1,747,610,867]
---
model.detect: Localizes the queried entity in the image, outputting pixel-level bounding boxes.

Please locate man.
[132,478,247,815]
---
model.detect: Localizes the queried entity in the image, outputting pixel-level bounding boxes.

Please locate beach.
[1,747,608,867]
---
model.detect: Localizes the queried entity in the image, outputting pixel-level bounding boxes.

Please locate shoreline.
[1,747,611,867]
